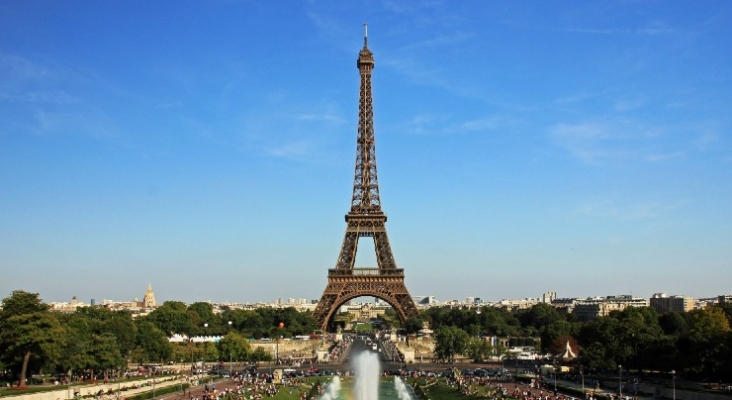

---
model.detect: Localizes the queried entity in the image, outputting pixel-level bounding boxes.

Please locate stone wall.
[2,377,185,400]
[249,339,327,360]
[640,384,731,400]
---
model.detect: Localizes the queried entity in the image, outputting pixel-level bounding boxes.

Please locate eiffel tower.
[313,26,418,331]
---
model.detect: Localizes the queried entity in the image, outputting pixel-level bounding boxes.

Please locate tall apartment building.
[542,291,557,303]
[650,293,694,313]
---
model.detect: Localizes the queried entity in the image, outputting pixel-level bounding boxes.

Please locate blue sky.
[1,1,730,305]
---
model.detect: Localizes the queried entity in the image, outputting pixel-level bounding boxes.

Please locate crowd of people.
[326,336,353,363]
[380,339,405,363]
[438,371,583,400]
[176,372,314,400]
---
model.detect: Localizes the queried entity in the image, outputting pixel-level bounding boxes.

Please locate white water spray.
[393,377,413,400]
[354,351,381,400]
[319,376,342,400]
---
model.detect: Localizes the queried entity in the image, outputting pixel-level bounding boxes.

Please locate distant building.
[542,291,557,303]
[650,293,694,313]
[49,296,88,313]
[573,295,648,320]
[718,295,732,304]
[412,296,437,305]
[338,302,389,321]
[495,298,540,310]
[137,284,156,308]
[551,298,577,312]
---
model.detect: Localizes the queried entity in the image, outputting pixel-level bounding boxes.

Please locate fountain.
[354,351,381,400]
[393,377,412,400]
[320,376,342,400]
[317,343,416,400]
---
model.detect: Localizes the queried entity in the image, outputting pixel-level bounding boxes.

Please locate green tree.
[188,302,216,333]
[203,342,219,363]
[682,307,730,379]
[466,337,492,362]
[659,312,690,336]
[133,320,172,364]
[541,320,572,354]
[476,307,522,336]
[518,304,565,332]
[239,311,265,338]
[404,313,427,334]
[145,301,194,336]
[0,291,49,321]
[74,307,137,361]
[57,312,94,379]
[250,346,272,362]
[613,307,663,371]
[0,312,66,387]
[217,332,251,364]
[578,316,623,369]
[88,333,125,380]
[434,326,469,363]
[0,291,65,387]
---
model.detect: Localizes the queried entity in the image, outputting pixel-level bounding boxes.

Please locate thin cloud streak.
[577,198,688,221]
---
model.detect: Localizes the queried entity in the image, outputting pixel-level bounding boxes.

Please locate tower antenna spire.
[363,23,368,48]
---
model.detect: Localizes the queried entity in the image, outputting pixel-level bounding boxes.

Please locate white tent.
[557,340,577,360]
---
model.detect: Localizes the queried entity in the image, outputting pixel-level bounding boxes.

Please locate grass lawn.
[414,377,517,400]
[354,323,375,332]
[423,384,474,400]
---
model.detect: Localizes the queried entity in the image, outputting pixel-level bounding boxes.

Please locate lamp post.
[553,359,558,396]
[203,323,208,374]
[671,370,676,400]
[619,364,623,400]
[580,366,585,399]
[228,321,233,378]
[269,344,273,375]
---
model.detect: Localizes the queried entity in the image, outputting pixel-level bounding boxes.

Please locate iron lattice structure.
[313,28,418,331]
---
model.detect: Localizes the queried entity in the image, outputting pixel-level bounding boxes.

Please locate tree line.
[0,291,317,387]
[405,303,732,381]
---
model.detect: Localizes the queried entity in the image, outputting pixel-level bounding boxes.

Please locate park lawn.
[354,323,374,332]
[423,384,471,400]
[415,378,516,400]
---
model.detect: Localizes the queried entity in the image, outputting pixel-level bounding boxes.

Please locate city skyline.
[1,2,731,304]
[11,284,729,308]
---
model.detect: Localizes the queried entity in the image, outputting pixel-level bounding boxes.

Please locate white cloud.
[614,98,647,112]
[295,112,345,124]
[692,131,718,150]
[31,109,117,141]
[550,21,678,37]
[0,90,77,104]
[265,140,315,160]
[577,197,687,221]
[645,152,685,162]
[0,53,51,81]
[550,120,680,164]
[551,122,627,163]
